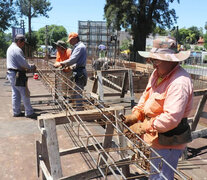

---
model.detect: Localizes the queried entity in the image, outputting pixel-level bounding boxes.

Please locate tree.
[188,26,202,44]
[0,32,12,58]
[104,0,179,62]
[152,26,168,36]
[185,31,196,44]
[16,0,52,39]
[204,33,207,50]
[36,25,68,46]
[0,0,17,31]
[120,39,132,51]
[172,27,202,45]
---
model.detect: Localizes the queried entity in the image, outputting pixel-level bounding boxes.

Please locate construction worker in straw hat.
[53,40,72,66]
[124,37,193,180]
[53,40,72,98]
[54,32,87,110]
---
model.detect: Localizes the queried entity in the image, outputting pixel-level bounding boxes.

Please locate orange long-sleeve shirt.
[55,48,71,62]
[132,64,193,150]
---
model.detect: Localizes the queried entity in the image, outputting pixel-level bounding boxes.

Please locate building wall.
[78,21,116,58]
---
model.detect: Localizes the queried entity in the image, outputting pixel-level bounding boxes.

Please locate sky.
[15,0,207,34]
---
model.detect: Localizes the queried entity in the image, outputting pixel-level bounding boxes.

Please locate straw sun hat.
[138,37,190,62]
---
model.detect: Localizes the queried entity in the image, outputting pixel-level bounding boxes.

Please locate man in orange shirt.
[124,37,193,180]
[53,40,72,97]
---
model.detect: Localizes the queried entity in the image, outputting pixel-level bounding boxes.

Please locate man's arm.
[17,49,35,70]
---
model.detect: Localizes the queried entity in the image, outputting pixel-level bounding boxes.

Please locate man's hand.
[63,66,71,73]
[124,118,152,137]
[129,123,145,135]
[124,114,138,126]
[53,62,62,68]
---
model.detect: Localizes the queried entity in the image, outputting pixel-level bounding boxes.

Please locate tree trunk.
[28,0,32,57]
[28,0,32,39]
[131,28,147,63]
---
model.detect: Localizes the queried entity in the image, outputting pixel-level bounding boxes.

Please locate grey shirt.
[6,42,34,71]
[61,41,87,69]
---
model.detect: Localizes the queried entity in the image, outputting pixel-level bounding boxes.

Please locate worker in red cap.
[54,32,87,110]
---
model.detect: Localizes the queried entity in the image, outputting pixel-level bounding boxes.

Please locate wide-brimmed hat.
[67,32,78,42]
[53,40,67,49]
[138,37,190,62]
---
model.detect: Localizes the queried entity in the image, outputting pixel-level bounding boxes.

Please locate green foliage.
[173,27,202,45]
[0,32,12,58]
[204,55,207,61]
[204,33,207,50]
[194,46,203,52]
[16,0,52,18]
[194,46,199,51]
[0,1,17,31]
[104,0,179,62]
[183,43,191,50]
[36,25,68,47]
[152,26,168,36]
[120,39,131,51]
[16,0,52,37]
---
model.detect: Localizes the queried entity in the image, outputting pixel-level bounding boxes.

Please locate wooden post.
[128,69,135,108]
[114,109,130,177]
[191,93,207,131]
[97,71,104,102]
[120,72,128,98]
[43,118,63,179]
[99,117,114,165]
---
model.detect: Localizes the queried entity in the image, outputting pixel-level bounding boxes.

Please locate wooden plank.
[101,69,128,74]
[114,110,130,177]
[128,69,135,108]
[41,130,50,180]
[90,92,99,100]
[99,119,115,165]
[121,72,128,98]
[191,128,207,140]
[44,118,63,179]
[102,76,122,92]
[104,92,121,97]
[97,71,104,102]
[40,160,53,180]
[191,94,207,131]
[30,100,55,105]
[193,89,207,96]
[59,144,102,156]
[38,106,125,126]
[30,94,52,98]
[36,141,41,177]
[92,77,98,93]
[200,111,207,119]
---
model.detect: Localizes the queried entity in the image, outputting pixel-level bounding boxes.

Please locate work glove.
[124,114,139,126]
[129,122,145,135]
[124,110,144,126]
[124,118,152,137]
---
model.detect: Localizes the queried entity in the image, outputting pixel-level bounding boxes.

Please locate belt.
[8,68,19,72]
[161,118,188,137]
[73,67,85,72]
